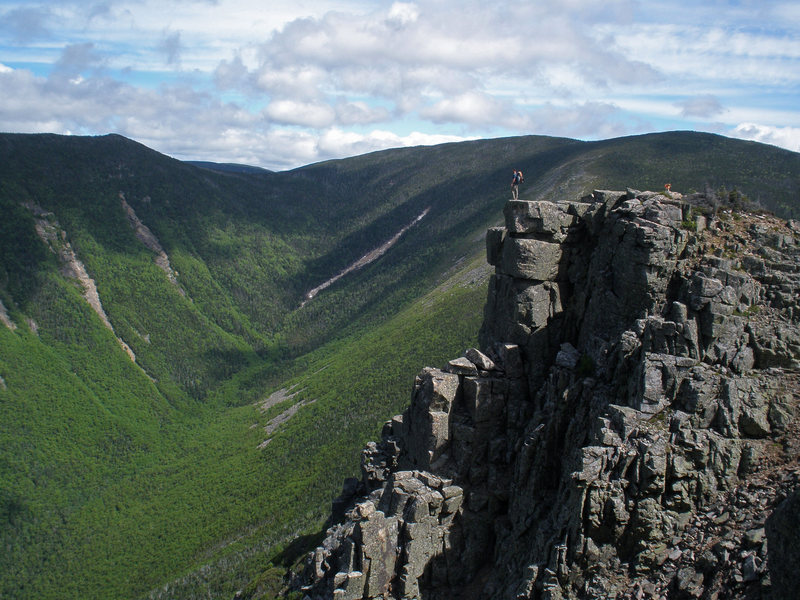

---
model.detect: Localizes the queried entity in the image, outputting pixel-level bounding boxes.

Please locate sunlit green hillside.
[0,131,798,599]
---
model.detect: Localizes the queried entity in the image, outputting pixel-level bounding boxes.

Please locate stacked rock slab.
[298,190,800,600]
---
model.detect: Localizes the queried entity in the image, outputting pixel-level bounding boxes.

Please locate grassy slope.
[147,254,492,600]
[0,131,798,599]
[0,133,503,599]
[0,279,179,598]
[0,254,489,599]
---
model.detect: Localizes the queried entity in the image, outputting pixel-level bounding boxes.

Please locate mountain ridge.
[0,131,799,599]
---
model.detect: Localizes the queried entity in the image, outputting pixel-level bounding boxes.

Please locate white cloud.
[387,2,419,27]
[731,123,800,152]
[53,42,105,76]
[0,0,798,169]
[717,105,800,129]
[158,29,183,66]
[255,64,329,100]
[609,24,800,87]
[0,6,53,42]
[420,91,522,129]
[213,54,249,89]
[528,102,630,139]
[264,99,336,128]
[676,95,726,119]
[772,2,800,22]
[334,101,391,125]
[317,127,467,159]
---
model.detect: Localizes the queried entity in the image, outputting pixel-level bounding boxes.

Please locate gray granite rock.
[297,190,800,600]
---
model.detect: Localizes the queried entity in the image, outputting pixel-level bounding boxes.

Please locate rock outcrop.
[25,200,138,362]
[121,194,185,295]
[297,189,800,600]
[0,298,16,330]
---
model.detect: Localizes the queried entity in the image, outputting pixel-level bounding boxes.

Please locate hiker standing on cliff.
[511,169,523,199]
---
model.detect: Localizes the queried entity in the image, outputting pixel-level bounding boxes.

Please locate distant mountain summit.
[185,161,273,174]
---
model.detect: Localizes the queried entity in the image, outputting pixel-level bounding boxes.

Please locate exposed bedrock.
[297,189,800,600]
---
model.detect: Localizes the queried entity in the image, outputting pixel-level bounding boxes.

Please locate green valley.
[0,131,798,599]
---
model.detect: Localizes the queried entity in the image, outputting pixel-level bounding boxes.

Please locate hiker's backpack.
[518,171,524,183]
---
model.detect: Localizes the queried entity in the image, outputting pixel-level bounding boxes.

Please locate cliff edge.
[295,189,800,600]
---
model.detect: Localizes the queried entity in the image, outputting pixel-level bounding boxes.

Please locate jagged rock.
[500,238,566,282]
[744,527,765,547]
[495,343,524,378]
[445,356,478,376]
[465,347,497,371]
[768,398,794,431]
[404,368,460,469]
[503,200,575,238]
[486,226,506,266]
[555,343,580,369]
[297,191,800,600]
[674,566,705,597]
[742,553,763,582]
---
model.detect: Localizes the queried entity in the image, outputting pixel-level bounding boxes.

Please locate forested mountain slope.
[0,131,797,599]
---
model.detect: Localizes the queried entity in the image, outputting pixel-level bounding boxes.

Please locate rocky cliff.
[296,189,800,600]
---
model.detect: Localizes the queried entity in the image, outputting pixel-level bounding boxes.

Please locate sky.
[1,0,799,171]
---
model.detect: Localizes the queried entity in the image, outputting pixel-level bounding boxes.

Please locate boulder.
[503,200,574,236]
[500,237,566,282]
